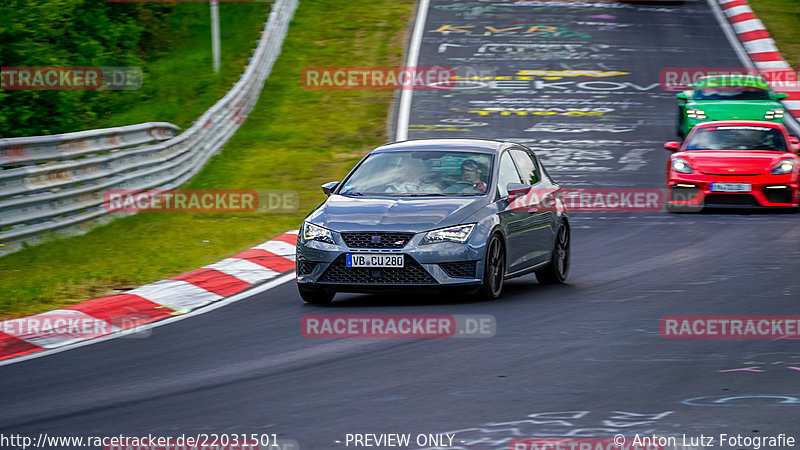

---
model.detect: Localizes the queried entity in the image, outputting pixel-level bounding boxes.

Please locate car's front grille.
[341,232,414,249]
[319,254,437,284]
[763,187,793,204]
[297,259,318,275]
[703,193,761,207]
[439,261,478,278]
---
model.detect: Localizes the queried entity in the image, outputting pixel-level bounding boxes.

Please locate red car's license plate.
[711,183,751,193]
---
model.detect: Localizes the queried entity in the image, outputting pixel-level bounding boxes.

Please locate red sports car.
[664,120,800,212]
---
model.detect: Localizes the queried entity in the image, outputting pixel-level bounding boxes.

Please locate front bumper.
[667,173,799,209]
[296,231,486,292]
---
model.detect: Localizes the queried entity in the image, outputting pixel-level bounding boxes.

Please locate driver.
[457,159,486,192]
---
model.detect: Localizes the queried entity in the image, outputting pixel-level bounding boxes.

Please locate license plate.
[346,254,404,268]
[711,183,751,193]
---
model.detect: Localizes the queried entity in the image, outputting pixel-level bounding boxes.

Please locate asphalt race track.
[3,1,800,449]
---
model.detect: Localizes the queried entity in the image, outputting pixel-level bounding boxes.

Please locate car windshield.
[339,151,494,196]
[694,86,772,101]
[685,126,787,151]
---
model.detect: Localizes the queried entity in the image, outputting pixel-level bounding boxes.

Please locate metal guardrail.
[0,0,298,256]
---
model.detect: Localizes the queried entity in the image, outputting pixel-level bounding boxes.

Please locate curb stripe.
[205,258,280,284]
[0,333,43,361]
[127,279,223,311]
[731,18,765,34]
[742,38,778,54]
[252,240,297,260]
[272,232,299,246]
[172,268,252,297]
[738,29,770,42]
[724,5,753,17]
[728,12,758,23]
[755,60,791,69]
[749,51,784,62]
[65,293,175,327]
[783,100,800,110]
[0,231,299,362]
[1,310,120,349]
[234,248,296,272]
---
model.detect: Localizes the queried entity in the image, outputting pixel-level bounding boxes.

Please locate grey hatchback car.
[295,139,570,304]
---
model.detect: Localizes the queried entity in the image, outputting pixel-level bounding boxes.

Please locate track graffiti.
[416,411,675,450]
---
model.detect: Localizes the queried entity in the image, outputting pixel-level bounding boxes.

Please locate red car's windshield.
[685,126,788,151]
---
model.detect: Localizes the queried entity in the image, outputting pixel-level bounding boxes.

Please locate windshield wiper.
[340,192,364,196]
[402,193,450,197]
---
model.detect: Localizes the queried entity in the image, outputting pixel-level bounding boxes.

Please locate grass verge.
[96,2,271,130]
[0,0,414,315]
[748,0,800,68]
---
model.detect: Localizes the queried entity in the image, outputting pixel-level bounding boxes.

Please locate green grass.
[0,0,414,315]
[96,2,271,129]
[748,0,800,68]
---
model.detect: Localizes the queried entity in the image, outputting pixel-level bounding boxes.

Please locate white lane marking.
[732,18,765,34]
[2,309,120,349]
[127,279,222,310]
[205,258,279,284]
[0,272,296,367]
[395,0,431,141]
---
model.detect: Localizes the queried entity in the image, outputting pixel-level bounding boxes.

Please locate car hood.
[688,100,781,120]
[307,195,488,233]
[677,150,793,175]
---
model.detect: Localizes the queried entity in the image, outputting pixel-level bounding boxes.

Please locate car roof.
[693,120,786,130]
[372,138,508,154]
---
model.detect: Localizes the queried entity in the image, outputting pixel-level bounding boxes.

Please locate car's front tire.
[477,233,505,300]
[535,222,570,285]
[298,284,335,304]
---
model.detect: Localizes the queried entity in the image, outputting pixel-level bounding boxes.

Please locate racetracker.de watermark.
[509,188,664,213]
[301,314,495,338]
[301,66,455,90]
[103,189,298,213]
[660,316,800,339]
[0,313,151,340]
[1,66,143,90]
[659,67,800,91]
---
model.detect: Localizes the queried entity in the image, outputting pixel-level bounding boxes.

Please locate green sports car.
[676,74,788,137]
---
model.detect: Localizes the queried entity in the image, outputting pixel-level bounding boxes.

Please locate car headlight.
[671,157,693,174]
[772,159,796,175]
[765,108,785,120]
[422,224,475,244]
[301,222,335,244]
[687,108,706,120]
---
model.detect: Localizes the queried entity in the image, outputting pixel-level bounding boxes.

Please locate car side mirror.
[676,92,687,100]
[776,92,789,100]
[664,141,681,152]
[321,181,339,196]
[506,183,531,202]
[789,137,800,153]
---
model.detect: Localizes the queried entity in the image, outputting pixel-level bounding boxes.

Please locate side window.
[496,151,522,198]
[509,148,540,185]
